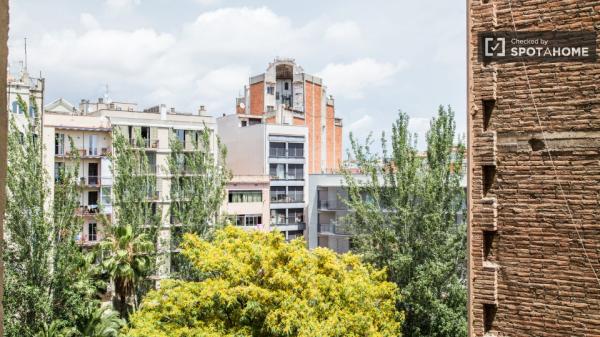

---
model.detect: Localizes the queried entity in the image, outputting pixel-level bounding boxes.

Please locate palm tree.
[76,306,125,337]
[98,224,153,317]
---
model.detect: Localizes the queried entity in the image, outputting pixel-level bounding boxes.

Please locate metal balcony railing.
[319,223,351,235]
[318,199,346,210]
[80,176,99,186]
[270,194,304,203]
[269,148,304,158]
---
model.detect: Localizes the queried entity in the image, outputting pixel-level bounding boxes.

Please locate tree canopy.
[342,106,467,337]
[127,227,403,337]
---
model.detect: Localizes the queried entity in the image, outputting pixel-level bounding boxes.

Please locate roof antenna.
[104,83,111,103]
[23,37,28,74]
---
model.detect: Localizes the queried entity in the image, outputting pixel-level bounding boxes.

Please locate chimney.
[170,107,175,113]
[159,104,167,120]
[98,97,104,104]
[199,105,206,115]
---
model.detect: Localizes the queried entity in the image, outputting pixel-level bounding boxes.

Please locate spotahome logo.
[479,31,597,63]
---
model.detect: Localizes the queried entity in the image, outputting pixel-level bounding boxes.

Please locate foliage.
[36,307,125,337]
[4,95,106,336]
[342,106,467,337]
[167,127,230,279]
[127,227,403,337]
[98,224,154,317]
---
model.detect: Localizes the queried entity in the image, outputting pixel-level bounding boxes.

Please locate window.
[284,82,289,90]
[29,104,36,117]
[174,129,185,143]
[288,143,303,157]
[269,142,285,157]
[270,164,286,180]
[55,133,65,155]
[236,215,262,226]
[88,191,98,207]
[288,208,304,223]
[288,186,303,202]
[88,223,97,242]
[270,186,286,202]
[87,134,98,156]
[267,86,274,95]
[101,187,112,205]
[11,101,18,114]
[270,209,286,225]
[267,105,275,112]
[54,162,65,182]
[288,164,304,180]
[228,190,262,203]
[482,165,496,196]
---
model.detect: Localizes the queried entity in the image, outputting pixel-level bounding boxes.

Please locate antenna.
[104,83,111,103]
[23,37,28,73]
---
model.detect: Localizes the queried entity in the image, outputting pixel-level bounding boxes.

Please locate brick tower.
[235,58,343,174]
[468,1,600,336]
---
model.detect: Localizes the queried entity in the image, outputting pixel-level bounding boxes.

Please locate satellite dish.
[239,102,246,110]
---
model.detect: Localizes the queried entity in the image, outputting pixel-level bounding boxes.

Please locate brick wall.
[468,1,600,337]
[249,82,264,116]
[326,103,335,170]
[305,80,323,174]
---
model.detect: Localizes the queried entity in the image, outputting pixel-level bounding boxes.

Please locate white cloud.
[324,21,362,43]
[194,0,221,5]
[80,13,100,30]
[105,0,141,12]
[318,58,407,99]
[347,114,373,133]
[196,65,251,111]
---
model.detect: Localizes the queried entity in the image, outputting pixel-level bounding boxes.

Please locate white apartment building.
[43,98,218,278]
[218,114,308,240]
[7,68,44,129]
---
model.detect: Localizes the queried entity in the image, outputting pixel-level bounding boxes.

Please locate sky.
[8,0,466,151]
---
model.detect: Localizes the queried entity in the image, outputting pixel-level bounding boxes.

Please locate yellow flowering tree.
[127,227,403,337]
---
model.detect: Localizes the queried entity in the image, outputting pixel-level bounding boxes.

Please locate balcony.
[270,193,304,204]
[269,148,304,158]
[76,205,99,216]
[319,223,351,236]
[129,138,159,149]
[80,176,99,187]
[318,199,346,211]
[77,234,100,246]
[270,174,303,181]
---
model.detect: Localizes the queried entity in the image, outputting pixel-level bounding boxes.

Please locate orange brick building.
[236,58,343,174]
[468,1,600,336]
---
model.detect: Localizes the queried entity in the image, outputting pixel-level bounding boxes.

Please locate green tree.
[167,127,230,279]
[98,224,153,317]
[127,227,403,337]
[4,96,104,336]
[343,106,466,337]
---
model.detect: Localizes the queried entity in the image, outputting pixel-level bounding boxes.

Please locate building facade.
[222,175,270,230]
[218,114,308,240]
[468,1,600,336]
[235,58,343,174]
[306,174,353,253]
[43,98,218,278]
[7,68,44,129]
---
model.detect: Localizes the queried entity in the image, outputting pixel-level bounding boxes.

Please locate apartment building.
[43,98,217,278]
[307,174,353,253]
[218,114,308,240]
[222,175,270,230]
[468,1,600,336]
[235,58,343,174]
[7,67,44,129]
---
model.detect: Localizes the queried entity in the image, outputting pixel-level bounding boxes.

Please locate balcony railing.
[319,223,351,235]
[270,194,304,203]
[271,216,305,226]
[269,149,304,158]
[129,138,159,148]
[270,174,304,181]
[77,205,99,216]
[318,199,346,210]
[77,234,100,246]
[80,176,99,186]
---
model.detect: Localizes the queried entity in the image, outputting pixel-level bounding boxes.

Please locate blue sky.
[9,0,466,150]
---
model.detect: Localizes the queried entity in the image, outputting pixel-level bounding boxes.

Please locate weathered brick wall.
[249,82,264,116]
[468,1,600,336]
